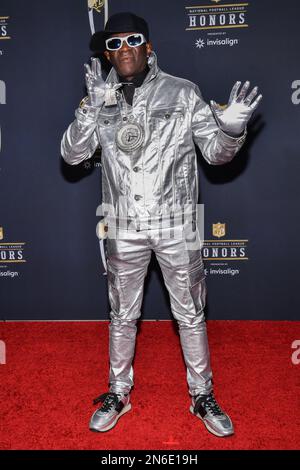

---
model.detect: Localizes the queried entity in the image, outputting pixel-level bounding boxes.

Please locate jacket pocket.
[150,105,185,121]
[182,155,192,201]
[98,112,120,128]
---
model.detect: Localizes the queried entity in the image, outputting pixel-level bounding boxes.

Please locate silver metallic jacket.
[61,51,246,230]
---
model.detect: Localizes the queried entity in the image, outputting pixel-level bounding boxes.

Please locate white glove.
[210,81,262,137]
[84,57,106,107]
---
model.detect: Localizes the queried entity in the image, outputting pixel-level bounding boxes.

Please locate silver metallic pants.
[106,223,213,397]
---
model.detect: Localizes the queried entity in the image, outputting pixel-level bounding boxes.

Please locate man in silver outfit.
[61,12,262,437]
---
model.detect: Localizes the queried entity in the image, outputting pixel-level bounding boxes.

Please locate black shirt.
[117,65,149,106]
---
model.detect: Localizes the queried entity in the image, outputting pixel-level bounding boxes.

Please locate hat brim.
[89,31,108,53]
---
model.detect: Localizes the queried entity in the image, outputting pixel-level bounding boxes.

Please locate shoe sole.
[189,406,234,438]
[89,403,132,433]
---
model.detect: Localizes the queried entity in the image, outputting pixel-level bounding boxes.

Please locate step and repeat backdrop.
[0,0,299,320]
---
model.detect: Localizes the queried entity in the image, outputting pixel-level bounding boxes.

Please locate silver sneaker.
[89,392,131,432]
[190,391,234,437]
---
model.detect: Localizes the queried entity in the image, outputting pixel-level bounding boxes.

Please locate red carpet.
[0,320,299,450]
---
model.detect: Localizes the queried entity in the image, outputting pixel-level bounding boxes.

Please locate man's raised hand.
[210,81,262,137]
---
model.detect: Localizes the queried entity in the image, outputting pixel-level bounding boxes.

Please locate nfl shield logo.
[212,223,226,238]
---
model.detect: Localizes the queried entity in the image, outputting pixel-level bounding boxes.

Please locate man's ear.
[104,50,111,62]
[146,42,153,54]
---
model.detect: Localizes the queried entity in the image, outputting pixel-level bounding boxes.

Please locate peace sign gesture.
[84,57,106,107]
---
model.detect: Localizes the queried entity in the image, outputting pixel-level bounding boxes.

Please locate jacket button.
[134,194,142,201]
[165,113,171,119]
[133,166,140,172]
[104,119,109,125]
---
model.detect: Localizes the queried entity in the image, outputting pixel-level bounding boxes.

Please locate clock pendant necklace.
[115,89,144,153]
